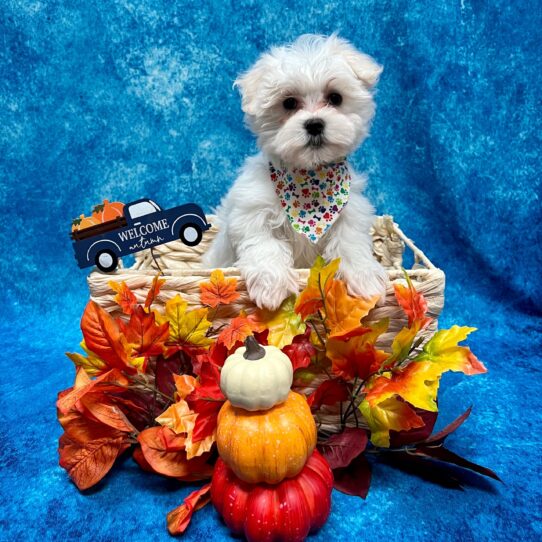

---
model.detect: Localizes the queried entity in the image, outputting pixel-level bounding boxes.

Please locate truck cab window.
[128,201,160,219]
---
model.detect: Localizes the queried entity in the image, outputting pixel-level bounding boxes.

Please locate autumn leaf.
[108,280,138,315]
[80,301,134,372]
[282,328,317,371]
[163,294,213,352]
[156,374,215,459]
[167,484,212,536]
[250,295,306,349]
[365,326,486,413]
[332,453,372,499]
[385,321,422,367]
[199,269,240,308]
[324,279,379,339]
[307,379,351,410]
[78,393,138,434]
[145,274,166,309]
[295,256,340,319]
[118,305,169,359]
[414,326,487,375]
[137,426,213,481]
[66,341,107,377]
[359,396,425,447]
[59,433,130,490]
[217,314,255,350]
[393,273,432,328]
[327,320,389,380]
[318,427,368,470]
[185,362,225,443]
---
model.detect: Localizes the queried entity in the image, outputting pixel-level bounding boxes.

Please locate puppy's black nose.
[305,119,325,136]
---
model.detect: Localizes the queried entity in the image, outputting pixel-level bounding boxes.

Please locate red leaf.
[145,274,166,309]
[80,302,133,371]
[307,379,351,410]
[186,362,225,442]
[388,408,438,448]
[424,407,472,445]
[167,484,212,535]
[332,453,372,499]
[318,428,368,469]
[282,328,317,371]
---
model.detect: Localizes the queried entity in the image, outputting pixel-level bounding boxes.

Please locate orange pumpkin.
[216,391,316,484]
[71,214,99,231]
[91,199,125,223]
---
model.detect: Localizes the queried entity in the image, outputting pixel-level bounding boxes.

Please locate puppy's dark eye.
[283,97,298,110]
[327,93,343,106]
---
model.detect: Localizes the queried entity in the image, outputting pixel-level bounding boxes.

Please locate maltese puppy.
[204,34,389,310]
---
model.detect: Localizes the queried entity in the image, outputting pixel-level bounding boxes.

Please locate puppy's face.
[235,35,382,168]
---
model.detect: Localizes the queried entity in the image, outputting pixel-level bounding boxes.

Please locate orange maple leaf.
[393,274,431,328]
[145,274,166,309]
[199,269,240,308]
[217,314,255,350]
[324,279,379,339]
[108,280,138,315]
[80,301,134,372]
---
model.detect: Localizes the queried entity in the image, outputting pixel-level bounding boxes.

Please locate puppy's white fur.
[205,34,389,310]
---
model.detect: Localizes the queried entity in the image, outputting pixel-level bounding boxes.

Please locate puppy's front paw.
[243,265,299,311]
[339,260,389,302]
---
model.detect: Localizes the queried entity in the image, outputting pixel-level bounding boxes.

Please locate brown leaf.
[59,434,130,490]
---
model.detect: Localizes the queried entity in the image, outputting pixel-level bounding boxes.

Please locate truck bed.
[71,216,127,241]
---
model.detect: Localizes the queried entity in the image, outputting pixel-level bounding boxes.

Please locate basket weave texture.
[87,215,445,432]
[88,215,445,344]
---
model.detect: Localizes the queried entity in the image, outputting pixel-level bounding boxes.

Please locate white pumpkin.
[219,336,293,411]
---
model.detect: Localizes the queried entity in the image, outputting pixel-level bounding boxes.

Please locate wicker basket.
[87,215,445,433]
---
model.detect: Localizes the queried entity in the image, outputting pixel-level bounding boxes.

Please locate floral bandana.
[269,159,351,243]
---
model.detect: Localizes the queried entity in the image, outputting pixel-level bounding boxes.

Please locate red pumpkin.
[211,450,333,542]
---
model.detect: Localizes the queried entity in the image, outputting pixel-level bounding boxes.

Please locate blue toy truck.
[71,198,211,272]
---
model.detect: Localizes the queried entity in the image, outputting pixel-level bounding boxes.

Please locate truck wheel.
[95,249,119,272]
[179,223,202,246]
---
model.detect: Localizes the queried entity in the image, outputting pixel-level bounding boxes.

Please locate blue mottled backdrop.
[1,1,541,541]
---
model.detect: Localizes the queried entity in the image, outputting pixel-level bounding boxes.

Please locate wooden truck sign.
[71,198,210,272]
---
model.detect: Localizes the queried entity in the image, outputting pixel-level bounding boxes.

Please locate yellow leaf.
[324,279,379,339]
[295,256,340,319]
[66,341,107,376]
[163,294,213,347]
[252,295,306,349]
[359,396,425,447]
[415,326,486,375]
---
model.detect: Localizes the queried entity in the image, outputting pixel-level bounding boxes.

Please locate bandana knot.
[269,159,351,243]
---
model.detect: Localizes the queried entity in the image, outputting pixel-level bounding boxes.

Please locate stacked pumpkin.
[212,336,333,542]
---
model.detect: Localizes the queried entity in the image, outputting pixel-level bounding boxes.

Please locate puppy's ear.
[329,35,383,90]
[234,55,273,116]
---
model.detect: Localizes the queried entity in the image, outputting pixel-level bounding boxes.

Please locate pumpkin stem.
[243,335,265,360]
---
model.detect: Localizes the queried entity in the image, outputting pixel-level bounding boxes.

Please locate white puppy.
[204,34,389,310]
